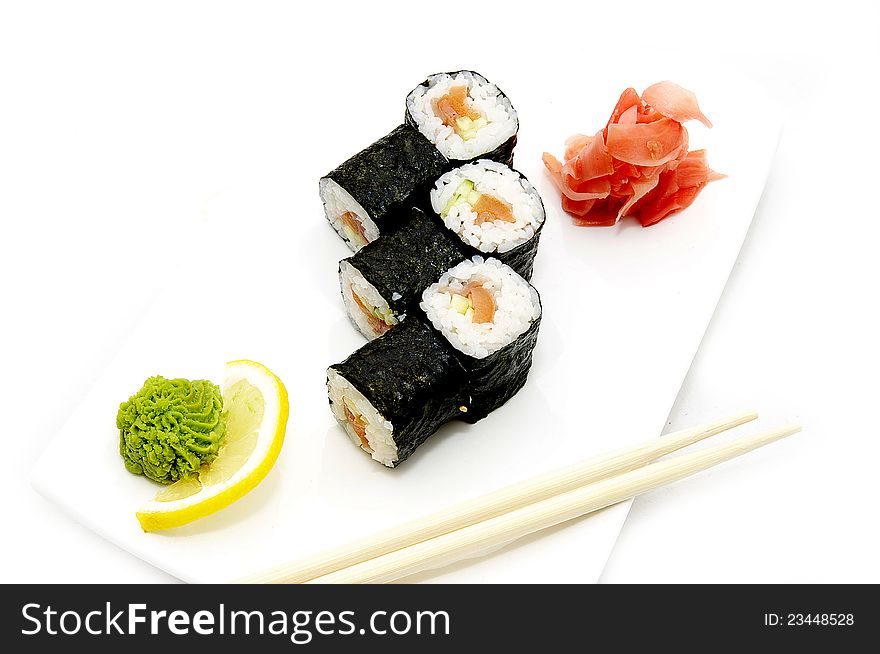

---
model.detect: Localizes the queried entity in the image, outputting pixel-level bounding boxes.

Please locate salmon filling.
[432,86,486,140]
[471,193,516,225]
[441,179,516,226]
[343,403,370,450]
[340,211,368,246]
[451,282,496,324]
[350,287,393,336]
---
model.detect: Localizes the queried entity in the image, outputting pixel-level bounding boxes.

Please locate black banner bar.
[1,584,875,651]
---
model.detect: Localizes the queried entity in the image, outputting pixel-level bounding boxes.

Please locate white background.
[2,1,878,583]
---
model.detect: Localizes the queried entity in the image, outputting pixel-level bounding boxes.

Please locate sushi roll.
[406,71,519,167]
[430,160,546,280]
[339,207,466,340]
[327,317,469,467]
[320,124,448,252]
[421,256,542,422]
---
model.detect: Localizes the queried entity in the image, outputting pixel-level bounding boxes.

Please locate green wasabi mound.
[117,376,226,485]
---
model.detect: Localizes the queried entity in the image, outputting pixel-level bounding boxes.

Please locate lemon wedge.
[136,360,289,532]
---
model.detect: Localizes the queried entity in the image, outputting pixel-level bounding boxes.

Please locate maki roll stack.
[322,71,544,467]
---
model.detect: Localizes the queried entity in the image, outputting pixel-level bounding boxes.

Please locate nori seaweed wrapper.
[342,207,467,319]
[449,214,545,282]
[329,316,469,466]
[454,299,542,424]
[491,222,544,281]
[405,70,518,167]
[491,168,546,280]
[321,124,448,238]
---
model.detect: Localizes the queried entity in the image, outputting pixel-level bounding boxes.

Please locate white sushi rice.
[327,368,398,467]
[339,260,401,340]
[407,71,518,161]
[319,178,380,252]
[420,256,541,359]
[430,160,545,254]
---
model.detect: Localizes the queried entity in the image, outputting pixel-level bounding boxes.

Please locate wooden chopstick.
[241,411,758,584]
[306,422,800,584]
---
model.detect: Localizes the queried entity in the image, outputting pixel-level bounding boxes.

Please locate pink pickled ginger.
[543,81,721,228]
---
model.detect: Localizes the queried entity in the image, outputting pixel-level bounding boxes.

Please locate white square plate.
[32,64,780,583]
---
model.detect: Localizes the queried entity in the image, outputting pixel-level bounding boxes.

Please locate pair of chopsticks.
[241,411,799,584]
